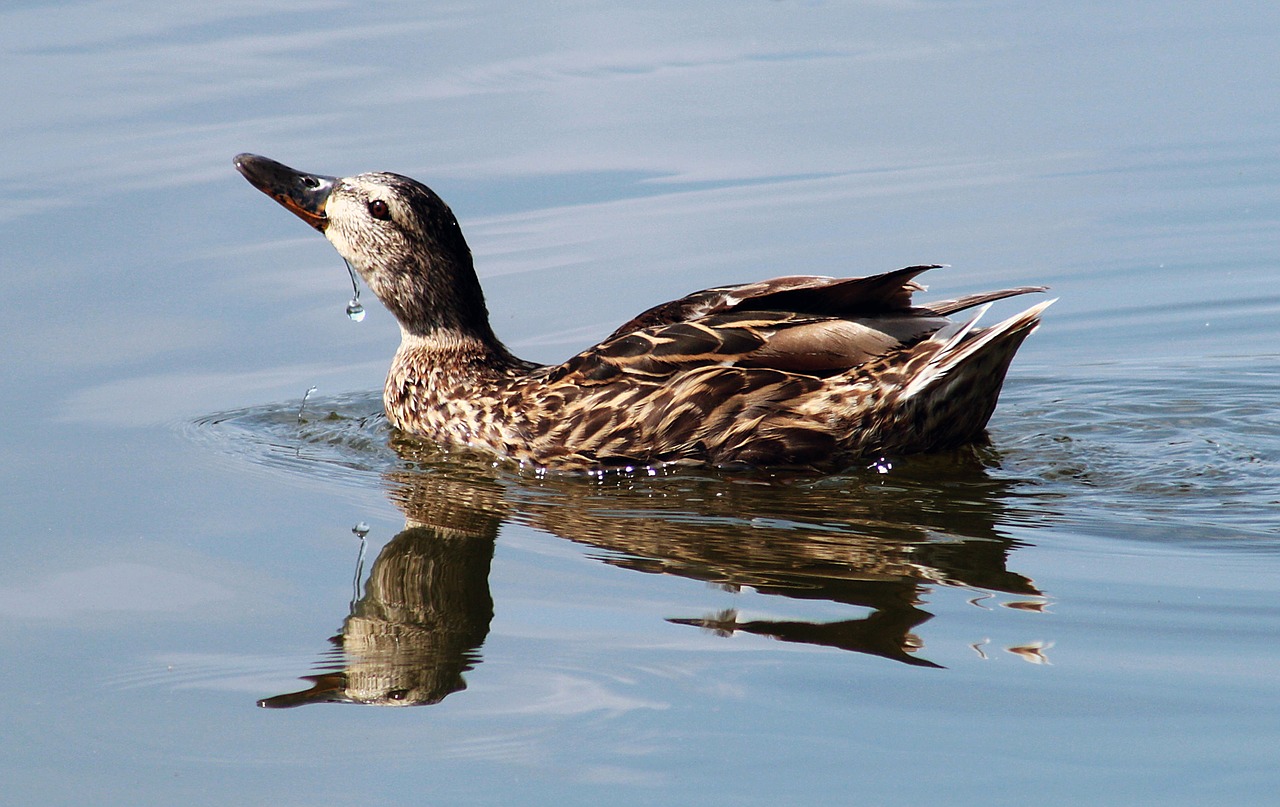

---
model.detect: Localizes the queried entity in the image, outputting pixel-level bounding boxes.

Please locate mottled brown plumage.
[235,153,1052,470]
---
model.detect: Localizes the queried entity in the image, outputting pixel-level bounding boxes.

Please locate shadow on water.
[194,394,1046,708]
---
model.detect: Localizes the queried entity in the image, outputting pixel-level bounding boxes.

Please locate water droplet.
[868,457,893,474]
[297,386,319,425]
[342,259,365,321]
[352,521,370,539]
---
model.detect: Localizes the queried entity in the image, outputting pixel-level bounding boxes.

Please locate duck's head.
[234,153,495,341]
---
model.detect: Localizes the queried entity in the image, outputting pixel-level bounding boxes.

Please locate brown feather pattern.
[234,154,1053,470]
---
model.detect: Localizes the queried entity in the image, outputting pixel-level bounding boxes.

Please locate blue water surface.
[2,2,1278,805]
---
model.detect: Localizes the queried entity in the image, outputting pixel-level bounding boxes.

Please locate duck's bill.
[234,153,336,232]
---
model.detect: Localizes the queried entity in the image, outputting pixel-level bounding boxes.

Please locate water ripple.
[995,356,1280,543]
[187,353,1279,552]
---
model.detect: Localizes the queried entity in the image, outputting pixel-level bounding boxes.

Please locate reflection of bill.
[262,443,1047,707]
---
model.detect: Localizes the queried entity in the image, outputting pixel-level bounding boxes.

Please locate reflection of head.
[260,523,495,708]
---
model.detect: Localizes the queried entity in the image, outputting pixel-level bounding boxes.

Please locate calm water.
[3,2,1279,805]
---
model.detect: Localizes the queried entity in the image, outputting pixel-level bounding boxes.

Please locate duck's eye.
[368,199,391,220]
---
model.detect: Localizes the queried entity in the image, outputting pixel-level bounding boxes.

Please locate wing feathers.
[606,265,942,339]
[573,268,1048,387]
[523,267,1049,466]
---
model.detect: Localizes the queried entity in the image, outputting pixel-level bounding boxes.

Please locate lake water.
[3,2,1278,804]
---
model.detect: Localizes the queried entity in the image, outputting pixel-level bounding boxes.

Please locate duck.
[234,153,1052,470]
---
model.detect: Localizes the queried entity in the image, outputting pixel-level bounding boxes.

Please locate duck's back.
[497,270,1051,469]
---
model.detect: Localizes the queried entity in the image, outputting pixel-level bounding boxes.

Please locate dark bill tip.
[234,153,337,232]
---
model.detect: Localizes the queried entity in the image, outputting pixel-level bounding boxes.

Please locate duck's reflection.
[263,442,1042,707]
[260,471,502,708]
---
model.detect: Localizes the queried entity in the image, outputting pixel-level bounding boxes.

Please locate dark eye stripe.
[368,199,391,220]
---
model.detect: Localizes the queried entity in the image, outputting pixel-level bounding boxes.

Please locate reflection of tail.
[892,299,1055,449]
[669,606,944,668]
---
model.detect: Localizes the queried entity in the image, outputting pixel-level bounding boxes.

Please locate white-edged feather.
[901,299,1056,400]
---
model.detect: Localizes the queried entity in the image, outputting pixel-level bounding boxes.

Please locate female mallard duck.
[235,154,1051,470]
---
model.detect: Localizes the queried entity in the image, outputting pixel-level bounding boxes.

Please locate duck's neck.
[369,246,540,436]
[364,247,498,340]
[383,327,536,440]
[394,328,530,374]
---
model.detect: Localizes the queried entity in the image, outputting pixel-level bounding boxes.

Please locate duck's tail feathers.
[918,286,1048,317]
[900,298,1055,401]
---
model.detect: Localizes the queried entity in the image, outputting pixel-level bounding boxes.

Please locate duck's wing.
[606,265,940,340]
[549,308,940,386]
[558,275,1049,386]
[532,275,1051,467]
